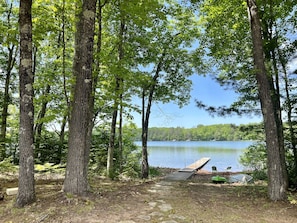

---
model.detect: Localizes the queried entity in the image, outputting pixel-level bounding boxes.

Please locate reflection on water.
[135,141,254,172]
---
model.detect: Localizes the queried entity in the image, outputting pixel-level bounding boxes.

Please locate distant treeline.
[132,123,263,141]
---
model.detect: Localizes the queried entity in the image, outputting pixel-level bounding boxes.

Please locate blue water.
[135,141,254,172]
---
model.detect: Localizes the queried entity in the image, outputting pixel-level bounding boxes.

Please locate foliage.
[34,162,65,173]
[0,157,18,173]
[0,0,296,202]
[239,142,267,181]
[89,124,141,179]
[240,142,267,171]
[148,166,162,177]
[89,128,110,175]
[284,140,297,187]
[240,139,297,185]
[34,131,67,164]
[118,126,142,178]
[119,147,141,179]
[191,0,259,115]
[190,0,297,200]
[132,123,263,141]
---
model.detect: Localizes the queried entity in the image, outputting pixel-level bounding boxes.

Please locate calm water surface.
[135,141,254,172]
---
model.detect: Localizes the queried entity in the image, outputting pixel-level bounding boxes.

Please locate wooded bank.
[132,123,263,141]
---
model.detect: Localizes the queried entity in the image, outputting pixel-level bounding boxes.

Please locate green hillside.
[132,123,263,141]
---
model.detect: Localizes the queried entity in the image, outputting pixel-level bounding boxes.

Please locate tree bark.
[34,84,50,152]
[246,0,287,200]
[141,51,165,178]
[118,101,123,172]
[63,0,97,196]
[16,0,35,207]
[107,108,118,178]
[0,47,16,160]
[278,45,297,185]
[141,90,149,179]
[107,13,125,178]
[58,114,67,164]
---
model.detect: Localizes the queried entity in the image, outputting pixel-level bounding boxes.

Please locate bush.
[120,147,142,178]
[89,124,142,179]
[35,131,67,164]
[0,157,18,173]
[252,169,267,181]
[240,142,267,172]
[149,166,162,177]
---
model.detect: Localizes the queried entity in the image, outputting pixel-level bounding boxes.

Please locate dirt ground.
[1,169,297,223]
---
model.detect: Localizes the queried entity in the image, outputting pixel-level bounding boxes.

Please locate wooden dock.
[179,157,211,172]
[164,157,210,181]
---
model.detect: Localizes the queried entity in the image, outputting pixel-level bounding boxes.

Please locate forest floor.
[1,168,297,223]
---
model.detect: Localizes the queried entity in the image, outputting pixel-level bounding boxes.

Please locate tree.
[106,3,125,179]
[0,1,19,161]
[63,0,97,195]
[190,0,293,200]
[16,0,35,207]
[101,0,166,178]
[246,0,287,200]
[138,3,198,178]
[31,0,76,161]
[192,0,260,117]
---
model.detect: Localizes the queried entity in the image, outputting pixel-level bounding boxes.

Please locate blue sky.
[132,74,262,128]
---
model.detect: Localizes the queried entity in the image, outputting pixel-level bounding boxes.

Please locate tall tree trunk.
[269,46,288,191]
[284,70,297,183]
[0,67,11,160]
[57,0,69,165]
[16,0,35,207]
[107,108,118,178]
[141,90,149,179]
[0,47,16,160]
[0,3,18,160]
[262,7,288,189]
[118,100,123,173]
[141,48,166,178]
[246,0,287,201]
[34,84,50,151]
[107,13,125,178]
[277,40,297,185]
[63,0,96,196]
[58,114,67,163]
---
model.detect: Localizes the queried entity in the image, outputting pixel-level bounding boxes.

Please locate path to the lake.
[120,158,212,222]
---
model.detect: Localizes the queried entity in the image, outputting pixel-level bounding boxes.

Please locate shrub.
[0,157,18,173]
[240,142,267,181]
[240,142,267,171]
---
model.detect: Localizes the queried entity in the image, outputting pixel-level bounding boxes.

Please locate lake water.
[135,141,254,172]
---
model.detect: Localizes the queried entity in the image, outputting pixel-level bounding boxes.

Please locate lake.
[135,141,254,172]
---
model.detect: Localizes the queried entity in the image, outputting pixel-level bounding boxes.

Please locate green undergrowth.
[0,157,18,173]
[34,163,66,173]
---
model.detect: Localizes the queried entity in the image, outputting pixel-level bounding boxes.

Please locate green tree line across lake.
[132,123,263,141]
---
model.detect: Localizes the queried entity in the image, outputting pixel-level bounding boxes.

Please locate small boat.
[211,175,227,183]
[229,174,253,184]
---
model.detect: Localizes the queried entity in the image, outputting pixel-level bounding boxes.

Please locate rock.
[158,203,173,212]
[6,187,18,195]
[137,214,151,221]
